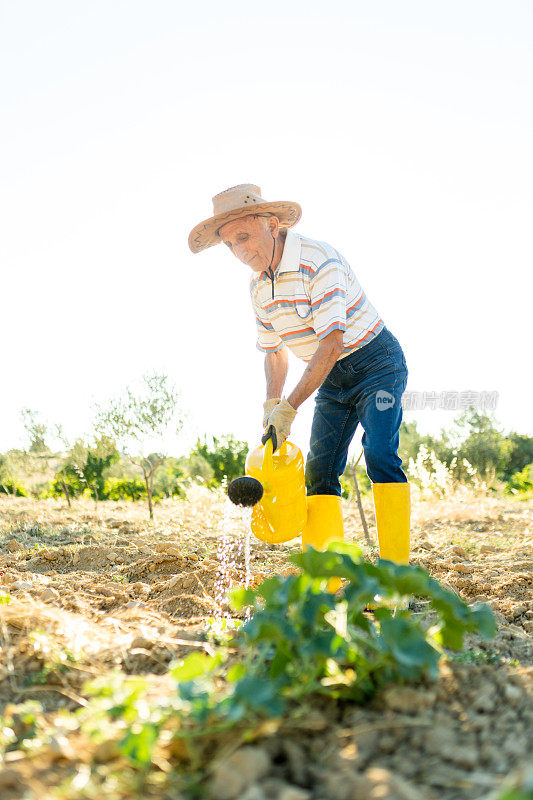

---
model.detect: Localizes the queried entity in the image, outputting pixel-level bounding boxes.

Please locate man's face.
[218,215,278,273]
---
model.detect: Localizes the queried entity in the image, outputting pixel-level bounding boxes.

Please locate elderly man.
[189,184,409,563]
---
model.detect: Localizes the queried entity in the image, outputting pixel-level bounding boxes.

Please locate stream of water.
[214,499,253,616]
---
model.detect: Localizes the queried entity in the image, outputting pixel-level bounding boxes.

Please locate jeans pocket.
[345,343,390,377]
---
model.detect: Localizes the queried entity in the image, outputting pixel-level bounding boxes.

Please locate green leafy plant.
[231,544,496,704]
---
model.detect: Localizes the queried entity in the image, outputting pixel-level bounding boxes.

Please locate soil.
[0,488,531,800]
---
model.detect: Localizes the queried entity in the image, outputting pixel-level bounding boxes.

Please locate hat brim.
[188,200,302,254]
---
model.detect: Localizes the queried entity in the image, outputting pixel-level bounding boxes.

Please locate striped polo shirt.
[250,229,384,362]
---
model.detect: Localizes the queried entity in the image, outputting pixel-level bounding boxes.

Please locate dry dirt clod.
[454,577,473,589]
[447,545,469,559]
[320,769,373,800]
[40,587,60,603]
[365,766,426,800]
[277,786,312,800]
[13,580,32,590]
[130,635,154,649]
[480,544,499,554]
[237,785,266,800]
[93,739,120,763]
[208,747,270,800]
[381,686,437,715]
[282,740,308,786]
[472,685,497,713]
[452,563,471,574]
[0,768,23,789]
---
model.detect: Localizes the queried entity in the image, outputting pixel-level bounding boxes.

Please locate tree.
[21,409,48,453]
[152,457,187,499]
[81,436,120,503]
[94,373,183,519]
[453,410,513,486]
[190,435,248,487]
[52,433,119,507]
[504,432,533,481]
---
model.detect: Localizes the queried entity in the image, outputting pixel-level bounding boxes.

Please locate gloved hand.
[261,397,297,452]
[262,398,281,429]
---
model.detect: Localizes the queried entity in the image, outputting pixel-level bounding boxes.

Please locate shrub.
[0,480,29,497]
[152,457,186,499]
[190,435,248,487]
[105,478,147,501]
[505,464,533,497]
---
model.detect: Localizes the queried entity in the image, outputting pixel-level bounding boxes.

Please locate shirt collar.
[259,228,301,280]
[276,228,301,274]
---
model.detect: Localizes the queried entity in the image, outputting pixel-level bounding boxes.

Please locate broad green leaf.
[170,652,218,681]
[230,587,257,611]
[469,603,497,639]
[269,646,292,679]
[232,675,285,716]
[325,541,362,559]
[120,723,159,765]
[380,617,440,678]
[227,663,246,682]
[300,592,336,626]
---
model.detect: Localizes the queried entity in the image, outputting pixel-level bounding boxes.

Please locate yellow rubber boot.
[302,495,344,592]
[371,482,411,564]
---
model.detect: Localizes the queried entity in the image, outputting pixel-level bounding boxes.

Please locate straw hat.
[188,184,302,253]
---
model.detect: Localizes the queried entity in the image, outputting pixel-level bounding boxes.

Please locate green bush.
[105,478,147,501]
[152,457,186,499]
[505,464,533,497]
[45,464,86,500]
[180,452,215,486]
[190,435,248,487]
[0,480,29,497]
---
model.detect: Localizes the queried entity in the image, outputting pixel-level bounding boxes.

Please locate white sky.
[1,0,532,460]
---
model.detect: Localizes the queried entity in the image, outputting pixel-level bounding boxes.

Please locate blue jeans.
[305,326,408,496]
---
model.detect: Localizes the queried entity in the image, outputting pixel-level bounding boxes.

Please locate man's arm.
[287,330,344,409]
[265,347,289,399]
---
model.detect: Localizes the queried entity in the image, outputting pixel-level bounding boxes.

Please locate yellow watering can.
[227,437,307,544]
[227,436,343,590]
[244,438,307,544]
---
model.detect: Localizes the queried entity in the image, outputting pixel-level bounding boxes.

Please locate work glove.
[262,398,281,429]
[261,397,297,452]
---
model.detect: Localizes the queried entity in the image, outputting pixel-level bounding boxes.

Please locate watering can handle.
[261,425,278,453]
[261,429,275,479]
